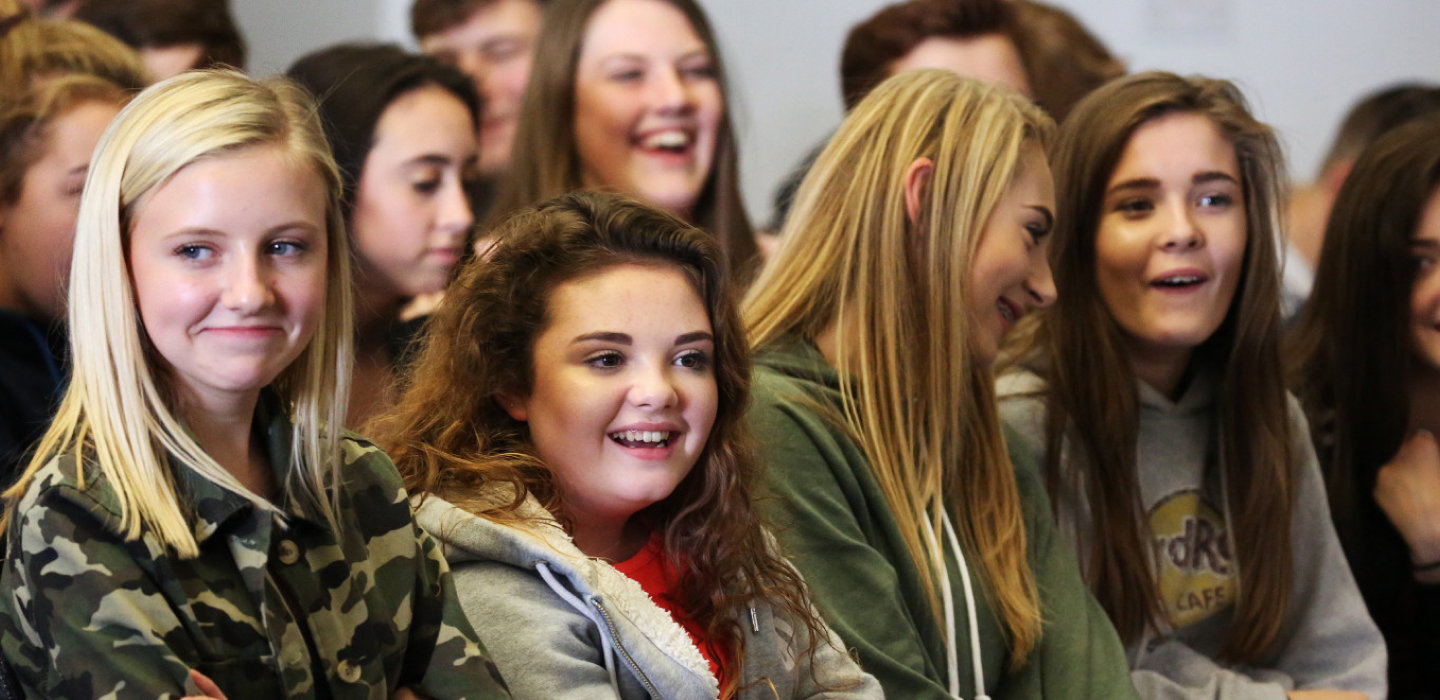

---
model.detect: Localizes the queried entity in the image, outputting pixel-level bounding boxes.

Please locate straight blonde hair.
[744,69,1051,665]
[2,70,354,558]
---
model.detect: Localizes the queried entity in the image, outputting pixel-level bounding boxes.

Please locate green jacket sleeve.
[1000,428,1141,699]
[751,390,956,699]
[407,523,512,699]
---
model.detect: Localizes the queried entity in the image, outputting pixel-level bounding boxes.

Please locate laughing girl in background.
[286,43,481,427]
[998,71,1386,699]
[743,69,1137,699]
[1289,118,1440,699]
[370,191,880,699]
[488,0,757,269]
[0,70,509,699]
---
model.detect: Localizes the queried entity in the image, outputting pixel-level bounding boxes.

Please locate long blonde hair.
[2,71,354,559]
[744,69,1051,665]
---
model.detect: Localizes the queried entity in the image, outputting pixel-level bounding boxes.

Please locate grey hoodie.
[998,369,1387,700]
[414,493,885,700]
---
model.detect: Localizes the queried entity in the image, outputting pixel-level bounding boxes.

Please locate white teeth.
[642,130,690,150]
[1157,276,1202,286]
[609,430,672,445]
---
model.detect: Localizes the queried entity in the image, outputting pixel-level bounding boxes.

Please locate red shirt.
[612,534,726,689]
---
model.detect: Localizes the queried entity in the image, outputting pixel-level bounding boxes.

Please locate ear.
[497,392,528,422]
[903,157,935,226]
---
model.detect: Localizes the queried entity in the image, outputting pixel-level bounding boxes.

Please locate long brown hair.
[1289,119,1440,553]
[745,70,1051,666]
[1033,71,1292,662]
[370,191,827,697]
[488,0,756,268]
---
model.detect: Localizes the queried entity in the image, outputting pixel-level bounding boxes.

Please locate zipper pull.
[749,607,760,632]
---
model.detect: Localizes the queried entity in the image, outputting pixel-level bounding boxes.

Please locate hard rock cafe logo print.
[1147,489,1237,629]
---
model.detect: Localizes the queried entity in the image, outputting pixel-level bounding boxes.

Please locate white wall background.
[232,0,1440,223]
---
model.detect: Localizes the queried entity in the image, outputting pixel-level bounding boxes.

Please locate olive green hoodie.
[747,337,1138,700]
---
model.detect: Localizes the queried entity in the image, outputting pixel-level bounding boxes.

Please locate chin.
[637,186,701,217]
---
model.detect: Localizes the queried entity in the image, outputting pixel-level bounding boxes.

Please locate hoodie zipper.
[593,600,664,699]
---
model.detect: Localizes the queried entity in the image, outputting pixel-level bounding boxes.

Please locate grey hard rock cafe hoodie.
[998,369,1387,700]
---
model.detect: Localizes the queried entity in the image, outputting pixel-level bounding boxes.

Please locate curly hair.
[369,190,829,696]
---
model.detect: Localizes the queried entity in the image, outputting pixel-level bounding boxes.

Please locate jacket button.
[337,659,362,683]
[278,540,300,565]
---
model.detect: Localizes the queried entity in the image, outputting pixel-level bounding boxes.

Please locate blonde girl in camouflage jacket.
[0,70,511,700]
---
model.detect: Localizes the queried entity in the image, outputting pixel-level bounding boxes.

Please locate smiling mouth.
[1152,274,1207,288]
[609,430,673,448]
[997,298,1021,325]
[637,129,693,156]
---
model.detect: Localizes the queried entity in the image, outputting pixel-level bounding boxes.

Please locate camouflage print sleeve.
[403,524,511,699]
[2,491,197,700]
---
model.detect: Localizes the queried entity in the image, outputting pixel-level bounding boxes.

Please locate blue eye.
[176,244,213,260]
[268,240,306,256]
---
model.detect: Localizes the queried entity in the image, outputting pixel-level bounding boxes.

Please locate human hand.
[1285,691,1368,700]
[390,688,430,700]
[181,669,227,700]
[1373,430,1440,580]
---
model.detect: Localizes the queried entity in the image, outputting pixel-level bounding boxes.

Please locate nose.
[627,363,678,410]
[437,177,475,239]
[221,254,274,314]
[1161,199,1205,251]
[647,65,692,114]
[1026,256,1057,309]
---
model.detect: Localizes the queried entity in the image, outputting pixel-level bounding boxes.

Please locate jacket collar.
[414,492,718,693]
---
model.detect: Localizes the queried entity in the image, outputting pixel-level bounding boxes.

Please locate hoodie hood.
[413,492,719,695]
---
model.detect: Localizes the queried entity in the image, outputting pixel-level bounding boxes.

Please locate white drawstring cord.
[536,562,620,692]
[921,516,960,698]
[921,503,989,700]
[941,509,989,700]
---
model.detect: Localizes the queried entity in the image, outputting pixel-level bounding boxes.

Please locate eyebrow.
[1192,171,1240,186]
[159,222,322,240]
[407,154,455,168]
[597,48,710,66]
[1411,238,1440,249]
[1107,171,1240,197]
[570,330,715,345]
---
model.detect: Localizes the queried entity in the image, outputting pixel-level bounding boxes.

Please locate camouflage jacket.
[0,398,511,700]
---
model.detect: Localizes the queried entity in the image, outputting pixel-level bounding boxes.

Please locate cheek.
[1212,215,1249,276]
[688,376,719,437]
[574,89,630,173]
[132,272,201,344]
[352,187,424,264]
[696,85,723,140]
[288,267,330,331]
[1414,271,1440,324]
